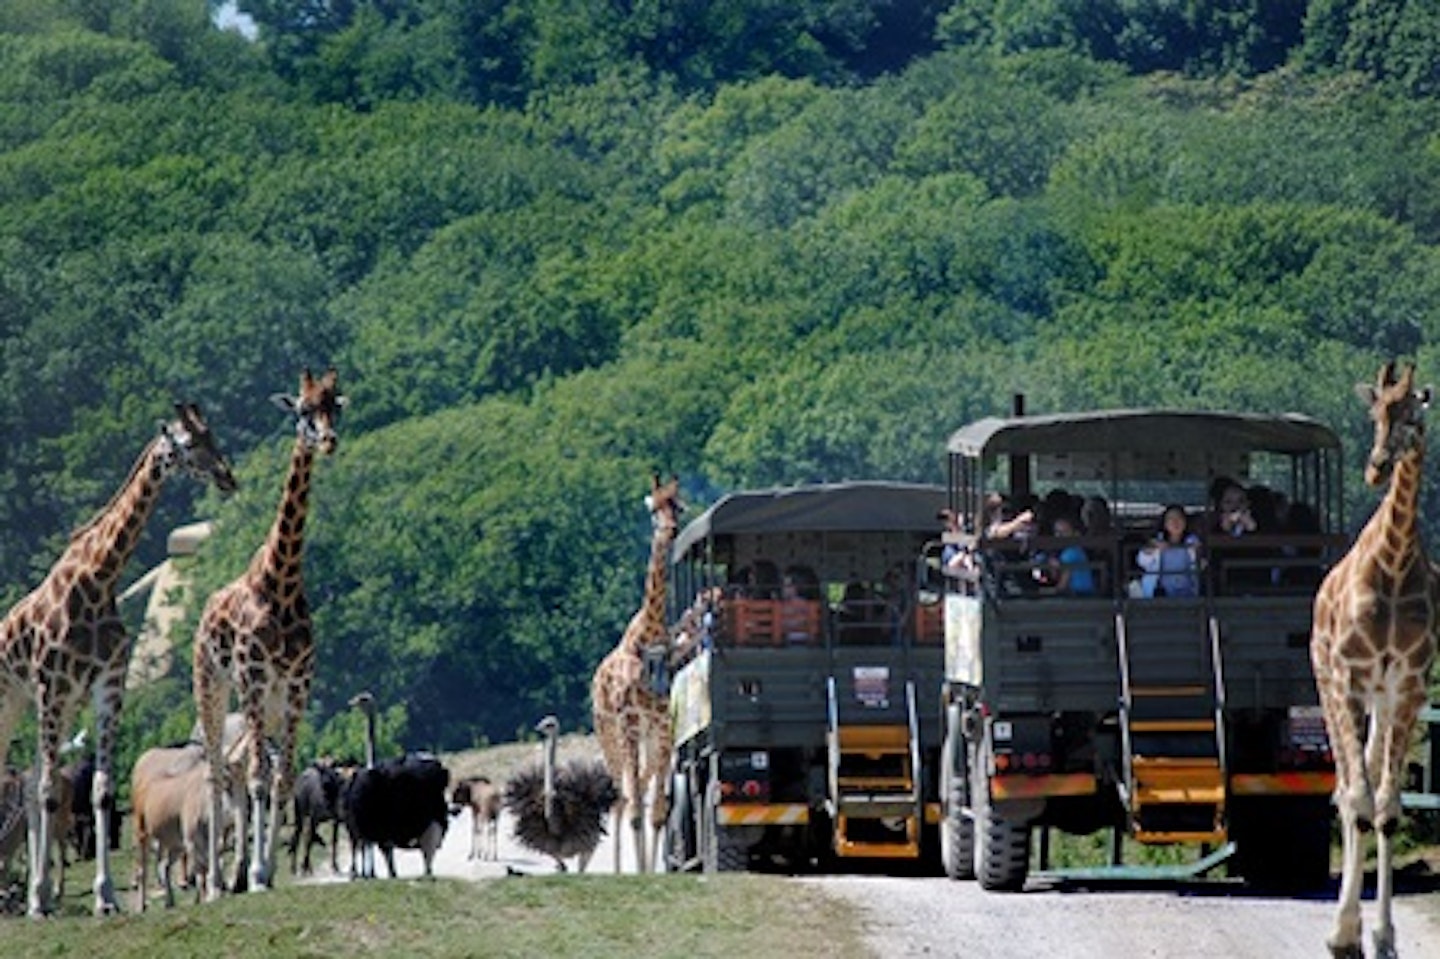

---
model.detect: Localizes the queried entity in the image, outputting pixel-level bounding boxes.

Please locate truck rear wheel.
[1228,796,1332,892]
[972,738,1031,891]
[940,708,975,880]
[700,790,749,873]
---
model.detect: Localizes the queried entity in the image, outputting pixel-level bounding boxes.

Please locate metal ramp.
[826,677,923,859]
[1034,840,1237,884]
[1117,607,1229,845]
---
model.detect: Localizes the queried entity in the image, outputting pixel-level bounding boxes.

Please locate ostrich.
[342,691,449,879]
[504,715,618,872]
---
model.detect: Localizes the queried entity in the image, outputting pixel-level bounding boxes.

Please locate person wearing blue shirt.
[1043,513,1095,596]
[1137,504,1200,598]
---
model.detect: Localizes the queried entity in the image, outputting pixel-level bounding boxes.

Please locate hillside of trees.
[1,0,1439,766]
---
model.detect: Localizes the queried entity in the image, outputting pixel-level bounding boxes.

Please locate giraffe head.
[1356,361,1432,488]
[271,367,346,455]
[159,402,238,494]
[645,473,684,536]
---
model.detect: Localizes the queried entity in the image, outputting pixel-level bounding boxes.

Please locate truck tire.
[700,791,748,873]
[1229,796,1332,892]
[940,709,975,880]
[971,738,1031,891]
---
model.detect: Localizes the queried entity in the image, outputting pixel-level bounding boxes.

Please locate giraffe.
[193,367,344,898]
[1312,361,1439,959]
[0,403,236,916]
[591,473,684,873]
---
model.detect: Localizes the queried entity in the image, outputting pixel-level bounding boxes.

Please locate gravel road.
[345,800,1440,959]
[809,873,1440,959]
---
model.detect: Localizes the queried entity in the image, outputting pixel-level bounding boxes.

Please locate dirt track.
[343,789,1440,959]
[308,735,1440,959]
[810,871,1440,959]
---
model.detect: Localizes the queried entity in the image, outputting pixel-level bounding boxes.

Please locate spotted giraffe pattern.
[1311,361,1439,959]
[193,368,344,897]
[591,474,683,873]
[0,404,235,915]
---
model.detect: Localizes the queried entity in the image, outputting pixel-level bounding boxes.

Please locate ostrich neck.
[364,711,376,769]
[542,732,557,822]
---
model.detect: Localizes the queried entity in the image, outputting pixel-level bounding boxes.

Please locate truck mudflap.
[1230,772,1336,796]
[990,773,1097,800]
[716,803,809,826]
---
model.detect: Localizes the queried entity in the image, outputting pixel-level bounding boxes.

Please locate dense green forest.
[2,0,1440,767]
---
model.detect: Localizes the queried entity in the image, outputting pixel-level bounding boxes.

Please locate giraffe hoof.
[1328,942,1365,959]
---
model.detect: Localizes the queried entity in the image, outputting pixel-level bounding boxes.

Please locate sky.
[213,0,258,41]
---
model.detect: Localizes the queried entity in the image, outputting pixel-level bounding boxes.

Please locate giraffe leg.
[265,689,306,888]
[639,726,672,874]
[28,691,65,917]
[193,663,230,901]
[1370,688,1425,959]
[1327,676,1375,829]
[89,670,125,916]
[1316,668,1368,956]
[629,788,647,874]
[243,699,271,892]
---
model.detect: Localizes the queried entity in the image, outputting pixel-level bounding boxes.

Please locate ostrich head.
[349,691,377,768]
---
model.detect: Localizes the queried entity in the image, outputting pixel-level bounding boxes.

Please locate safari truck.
[936,408,1347,891]
[664,482,949,873]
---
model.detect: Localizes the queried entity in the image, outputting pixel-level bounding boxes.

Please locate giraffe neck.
[1360,445,1425,573]
[624,521,674,656]
[64,437,170,591]
[251,436,314,584]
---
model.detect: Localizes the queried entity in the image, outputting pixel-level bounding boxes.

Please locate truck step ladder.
[1117,610,1230,846]
[826,678,923,859]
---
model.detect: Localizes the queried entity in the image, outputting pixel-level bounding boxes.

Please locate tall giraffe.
[0,404,235,915]
[591,473,683,873]
[1312,361,1439,959]
[193,368,344,897]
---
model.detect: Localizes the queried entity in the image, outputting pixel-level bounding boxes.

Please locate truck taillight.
[719,750,771,802]
[994,751,1053,773]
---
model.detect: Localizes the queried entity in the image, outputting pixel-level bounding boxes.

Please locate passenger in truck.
[983,492,1036,542]
[938,508,977,577]
[1035,513,1096,596]
[1209,477,1256,538]
[1136,504,1200,598]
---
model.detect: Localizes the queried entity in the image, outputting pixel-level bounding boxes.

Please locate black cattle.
[288,759,347,876]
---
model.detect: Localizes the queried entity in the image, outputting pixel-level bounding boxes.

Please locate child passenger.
[1136,504,1200,598]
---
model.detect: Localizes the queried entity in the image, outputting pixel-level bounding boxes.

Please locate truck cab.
[665,482,949,873]
[937,409,1346,890]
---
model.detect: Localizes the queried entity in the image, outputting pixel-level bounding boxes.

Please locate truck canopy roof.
[672,481,945,561]
[946,409,1340,458]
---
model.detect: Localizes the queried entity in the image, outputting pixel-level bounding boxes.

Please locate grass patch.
[2,861,867,959]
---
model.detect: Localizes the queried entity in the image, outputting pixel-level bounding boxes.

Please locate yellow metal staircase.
[826,679,923,859]
[1127,686,1226,843]
[1117,608,1230,846]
